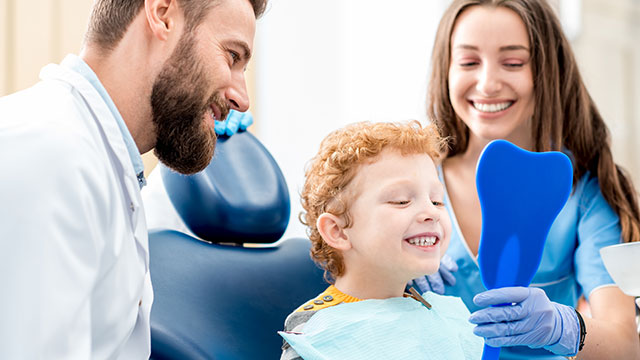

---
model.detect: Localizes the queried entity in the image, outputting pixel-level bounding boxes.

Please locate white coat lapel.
[39,59,150,268]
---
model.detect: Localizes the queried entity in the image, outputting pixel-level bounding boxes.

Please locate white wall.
[254,1,449,240]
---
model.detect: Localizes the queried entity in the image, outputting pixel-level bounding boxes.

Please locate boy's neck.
[333,274,407,300]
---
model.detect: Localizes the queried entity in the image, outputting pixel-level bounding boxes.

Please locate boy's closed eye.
[388,200,411,206]
[388,200,445,207]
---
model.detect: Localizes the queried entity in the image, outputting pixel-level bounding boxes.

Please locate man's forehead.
[201,0,256,43]
[205,0,258,23]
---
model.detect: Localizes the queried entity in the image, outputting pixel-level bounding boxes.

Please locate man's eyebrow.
[229,40,252,61]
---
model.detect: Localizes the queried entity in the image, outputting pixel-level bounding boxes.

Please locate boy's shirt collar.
[296,285,361,313]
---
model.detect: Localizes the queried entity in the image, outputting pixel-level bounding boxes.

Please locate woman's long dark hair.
[428,0,640,242]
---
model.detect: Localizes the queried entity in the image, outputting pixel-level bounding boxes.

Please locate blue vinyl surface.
[160,131,291,244]
[149,232,326,360]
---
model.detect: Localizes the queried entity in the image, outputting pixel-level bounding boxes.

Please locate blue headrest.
[160,131,291,244]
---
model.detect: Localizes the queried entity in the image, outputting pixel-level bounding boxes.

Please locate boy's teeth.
[408,236,437,246]
[473,101,512,113]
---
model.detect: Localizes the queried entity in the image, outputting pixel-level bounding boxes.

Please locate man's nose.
[226,72,250,112]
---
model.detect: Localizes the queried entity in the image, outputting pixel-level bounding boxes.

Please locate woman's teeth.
[407,236,437,246]
[473,101,512,113]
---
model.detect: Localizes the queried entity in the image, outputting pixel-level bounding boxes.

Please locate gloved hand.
[469,287,580,356]
[409,254,458,294]
[214,110,254,136]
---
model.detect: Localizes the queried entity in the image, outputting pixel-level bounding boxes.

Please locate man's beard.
[150,33,228,175]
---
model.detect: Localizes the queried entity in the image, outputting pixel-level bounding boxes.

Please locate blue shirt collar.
[62,54,147,188]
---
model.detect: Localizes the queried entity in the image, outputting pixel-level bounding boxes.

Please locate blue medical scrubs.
[439,167,620,359]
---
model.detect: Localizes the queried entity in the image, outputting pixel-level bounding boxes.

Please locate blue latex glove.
[469,287,580,356]
[409,254,458,294]
[214,110,254,136]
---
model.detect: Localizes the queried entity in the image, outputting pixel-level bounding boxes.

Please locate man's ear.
[144,0,180,41]
[317,213,351,251]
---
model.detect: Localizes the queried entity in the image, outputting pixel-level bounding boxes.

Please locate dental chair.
[148,131,326,360]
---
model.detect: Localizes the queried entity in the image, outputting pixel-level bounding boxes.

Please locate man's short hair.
[300,121,444,282]
[85,0,267,51]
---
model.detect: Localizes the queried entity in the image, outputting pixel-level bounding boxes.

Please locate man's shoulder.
[1,78,76,109]
[0,98,112,200]
[1,78,97,131]
[1,82,107,161]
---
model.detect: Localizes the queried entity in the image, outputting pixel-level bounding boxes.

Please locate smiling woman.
[447,5,535,151]
[419,0,640,359]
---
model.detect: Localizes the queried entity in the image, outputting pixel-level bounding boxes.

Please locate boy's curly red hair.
[300,120,445,282]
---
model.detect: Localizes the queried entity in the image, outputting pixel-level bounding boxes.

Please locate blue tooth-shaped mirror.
[476,140,573,360]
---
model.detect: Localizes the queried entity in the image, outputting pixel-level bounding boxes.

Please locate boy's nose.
[420,204,440,222]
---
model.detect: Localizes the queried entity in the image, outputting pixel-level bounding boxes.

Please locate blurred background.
[1,0,639,240]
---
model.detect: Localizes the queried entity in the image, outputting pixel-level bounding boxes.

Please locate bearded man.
[0,0,266,358]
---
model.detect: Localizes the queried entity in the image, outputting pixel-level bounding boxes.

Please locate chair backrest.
[148,132,326,359]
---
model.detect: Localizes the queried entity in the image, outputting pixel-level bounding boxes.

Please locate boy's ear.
[317,213,351,251]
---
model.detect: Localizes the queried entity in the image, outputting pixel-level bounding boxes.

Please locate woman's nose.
[476,64,502,96]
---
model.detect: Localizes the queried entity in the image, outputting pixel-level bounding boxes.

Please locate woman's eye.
[432,201,445,207]
[459,61,478,67]
[504,62,524,68]
[389,200,410,205]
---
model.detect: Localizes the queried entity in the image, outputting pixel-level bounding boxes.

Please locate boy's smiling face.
[340,149,451,290]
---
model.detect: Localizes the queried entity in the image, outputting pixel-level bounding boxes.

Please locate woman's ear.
[144,0,180,41]
[317,213,351,251]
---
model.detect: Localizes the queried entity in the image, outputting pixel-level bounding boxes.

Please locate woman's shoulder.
[573,171,610,207]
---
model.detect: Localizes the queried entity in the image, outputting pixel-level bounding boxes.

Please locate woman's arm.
[469,286,639,357]
[578,286,639,359]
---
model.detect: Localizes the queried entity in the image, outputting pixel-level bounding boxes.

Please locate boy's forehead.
[348,150,439,191]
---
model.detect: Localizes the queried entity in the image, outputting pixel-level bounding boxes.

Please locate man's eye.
[229,51,240,64]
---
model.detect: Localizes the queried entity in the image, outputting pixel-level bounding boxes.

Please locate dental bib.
[279,292,482,360]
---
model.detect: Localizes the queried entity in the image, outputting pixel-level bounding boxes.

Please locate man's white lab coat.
[0,56,152,359]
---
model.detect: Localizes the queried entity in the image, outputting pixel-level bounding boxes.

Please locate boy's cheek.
[439,235,451,256]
